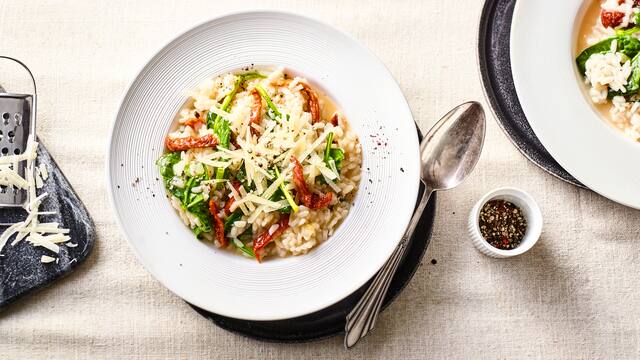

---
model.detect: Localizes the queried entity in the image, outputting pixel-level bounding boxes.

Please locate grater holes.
[0,186,6,194]
[1,148,8,155]
[14,113,21,126]
[2,113,9,125]
[7,130,14,144]
[13,148,20,155]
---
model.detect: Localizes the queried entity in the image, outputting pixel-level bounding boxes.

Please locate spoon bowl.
[420,101,486,191]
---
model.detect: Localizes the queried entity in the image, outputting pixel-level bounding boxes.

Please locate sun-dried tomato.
[183,118,205,129]
[330,113,339,127]
[291,156,334,210]
[253,214,290,262]
[300,83,320,123]
[209,199,227,247]
[249,88,262,135]
[601,10,625,28]
[165,134,218,151]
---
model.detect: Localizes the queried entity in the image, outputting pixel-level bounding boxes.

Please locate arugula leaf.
[322,132,345,170]
[206,105,232,186]
[576,35,640,75]
[211,114,231,149]
[190,202,212,239]
[231,237,255,257]
[156,152,212,239]
[238,227,253,241]
[241,71,267,82]
[224,210,243,233]
[618,26,640,37]
[273,166,298,213]
[232,227,255,257]
[328,148,344,170]
[625,52,640,95]
[157,152,181,180]
[186,193,205,209]
[324,132,334,162]
[255,84,283,119]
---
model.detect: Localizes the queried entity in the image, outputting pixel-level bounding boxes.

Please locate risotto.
[157,68,362,261]
[577,0,640,140]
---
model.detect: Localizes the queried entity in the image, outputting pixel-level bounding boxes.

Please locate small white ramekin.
[468,187,542,258]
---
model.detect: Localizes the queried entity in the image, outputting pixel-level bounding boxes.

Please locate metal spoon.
[344,101,486,348]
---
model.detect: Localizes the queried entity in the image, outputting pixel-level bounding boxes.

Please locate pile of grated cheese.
[0,135,72,264]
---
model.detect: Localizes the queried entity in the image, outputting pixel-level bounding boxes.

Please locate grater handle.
[0,56,38,209]
[0,56,37,95]
[0,56,37,126]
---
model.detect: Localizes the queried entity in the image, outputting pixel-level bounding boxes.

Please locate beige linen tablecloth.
[1,0,639,358]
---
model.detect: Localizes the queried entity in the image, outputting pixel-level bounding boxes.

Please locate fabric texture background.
[1,0,639,358]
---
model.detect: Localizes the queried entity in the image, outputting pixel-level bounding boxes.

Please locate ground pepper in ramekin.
[468,187,542,258]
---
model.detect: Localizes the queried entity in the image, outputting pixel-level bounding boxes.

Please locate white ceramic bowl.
[468,187,542,258]
[106,11,420,321]
[511,0,640,209]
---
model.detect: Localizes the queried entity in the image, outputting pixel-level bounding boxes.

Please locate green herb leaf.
[188,201,212,239]
[207,104,232,187]
[182,177,195,205]
[273,166,298,213]
[238,227,253,241]
[576,35,640,75]
[328,148,344,170]
[617,26,640,37]
[186,194,205,209]
[224,210,243,233]
[240,71,267,81]
[323,132,334,163]
[232,237,255,257]
[156,152,181,180]
[625,52,640,95]
[255,84,283,119]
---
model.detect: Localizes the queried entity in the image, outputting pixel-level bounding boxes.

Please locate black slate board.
[0,140,96,308]
[478,0,587,188]
[189,127,437,343]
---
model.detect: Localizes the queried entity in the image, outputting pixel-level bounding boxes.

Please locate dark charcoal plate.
[0,140,96,308]
[478,0,586,188]
[189,127,437,343]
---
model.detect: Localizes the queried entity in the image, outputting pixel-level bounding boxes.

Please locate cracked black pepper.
[478,200,527,250]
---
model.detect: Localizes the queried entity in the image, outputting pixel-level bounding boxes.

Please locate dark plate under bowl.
[477,0,586,188]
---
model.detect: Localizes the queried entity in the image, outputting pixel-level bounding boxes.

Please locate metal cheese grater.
[0,56,37,208]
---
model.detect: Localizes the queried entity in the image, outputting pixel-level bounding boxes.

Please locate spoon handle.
[344,187,433,349]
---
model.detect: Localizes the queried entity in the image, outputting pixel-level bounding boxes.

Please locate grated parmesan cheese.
[0,136,72,261]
